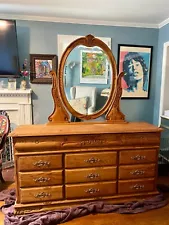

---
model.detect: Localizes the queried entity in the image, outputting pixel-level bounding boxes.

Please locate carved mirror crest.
[48,34,125,124]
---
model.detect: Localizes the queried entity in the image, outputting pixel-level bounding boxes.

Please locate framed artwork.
[8,79,16,90]
[30,54,58,84]
[118,44,153,99]
[80,50,108,84]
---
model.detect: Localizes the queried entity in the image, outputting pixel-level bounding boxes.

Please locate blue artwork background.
[120,48,152,94]
[138,52,152,92]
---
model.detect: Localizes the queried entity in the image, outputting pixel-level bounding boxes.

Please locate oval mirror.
[64,46,112,116]
[58,35,117,120]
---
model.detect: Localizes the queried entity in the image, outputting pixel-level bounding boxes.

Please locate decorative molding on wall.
[0,13,159,29]
[159,18,169,29]
[0,93,30,98]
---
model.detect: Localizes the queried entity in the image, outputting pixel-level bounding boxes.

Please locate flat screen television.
[0,19,20,78]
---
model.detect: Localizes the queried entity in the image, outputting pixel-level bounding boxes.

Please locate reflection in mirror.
[63,45,112,119]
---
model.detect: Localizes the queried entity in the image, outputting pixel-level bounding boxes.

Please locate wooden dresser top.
[10,122,162,137]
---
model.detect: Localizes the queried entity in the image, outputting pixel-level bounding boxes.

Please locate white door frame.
[158,41,169,126]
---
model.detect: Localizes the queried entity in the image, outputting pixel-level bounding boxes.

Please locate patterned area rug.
[0,188,168,225]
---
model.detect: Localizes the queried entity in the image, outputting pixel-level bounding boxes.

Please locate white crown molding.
[0,13,159,29]
[159,17,169,28]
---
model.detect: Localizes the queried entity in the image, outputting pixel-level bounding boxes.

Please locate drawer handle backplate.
[85,188,100,194]
[131,184,145,190]
[84,157,101,164]
[33,160,50,167]
[131,155,146,161]
[34,192,51,198]
[33,177,51,183]
[130,170,145,176]
[86,173,100,179]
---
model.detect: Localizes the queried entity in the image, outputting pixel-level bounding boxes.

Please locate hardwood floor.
[0,177,169,225]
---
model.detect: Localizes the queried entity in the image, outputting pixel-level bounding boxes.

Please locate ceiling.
[0,0,169,28]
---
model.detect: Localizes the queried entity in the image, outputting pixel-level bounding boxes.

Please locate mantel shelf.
[0,88,32,94]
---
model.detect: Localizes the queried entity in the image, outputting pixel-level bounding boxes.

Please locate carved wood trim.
[48,34,127,123]
[14,132,161,151]
[106,72,126,123]
[47,71,70,124]
[14,191,160,215]
[57,34,118,121]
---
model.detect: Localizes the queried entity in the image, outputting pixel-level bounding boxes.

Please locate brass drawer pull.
[33,177,51,183]
[84,157,101,164]
[34,192,51,198]
[85,188,100,194]
[131,184,145,190]
[130,170,145,176]
[33,160,50,167]
[131,155,146,161]
[86,173,100,179]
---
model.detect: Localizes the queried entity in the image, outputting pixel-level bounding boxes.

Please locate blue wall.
[0,20,159,124]
[153,23,169,125]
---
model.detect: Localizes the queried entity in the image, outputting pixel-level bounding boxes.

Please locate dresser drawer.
[118,178,155,194]
[119,149,157,165]
[119,164,156,180]
[19,170,63,187]
[65,167,116,184]
[65,152,117,168]
[66,181,116,199]
[20,186,63,203]
[18,154,62,171]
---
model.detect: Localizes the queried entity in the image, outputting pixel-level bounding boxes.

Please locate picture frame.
[80,49,108,84]
[117,44,153,99]
[30,54,58,84]
[8,79,16,90]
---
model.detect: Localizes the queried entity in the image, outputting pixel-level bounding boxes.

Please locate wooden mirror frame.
[48,34,126,124]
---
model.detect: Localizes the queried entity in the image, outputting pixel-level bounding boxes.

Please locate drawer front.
[18,154,62,171]
[119,149,157,165]
[65,167,117,184]
[65,152,117,168]
[19,170,63,187]
[119,164,156,180]
[20,186,63,203]
[66,182,116,199]
[118,178,155,194]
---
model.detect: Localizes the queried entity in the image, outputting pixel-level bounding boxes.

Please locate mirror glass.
[63,45,112,116]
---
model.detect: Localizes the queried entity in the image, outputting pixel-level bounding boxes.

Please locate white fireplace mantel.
[0,88,32,129]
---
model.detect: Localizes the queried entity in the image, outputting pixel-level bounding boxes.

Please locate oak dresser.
[11,122,162,214]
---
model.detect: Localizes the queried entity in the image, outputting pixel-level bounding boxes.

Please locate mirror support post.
[47,71,70,124]
[106,72,126,123]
